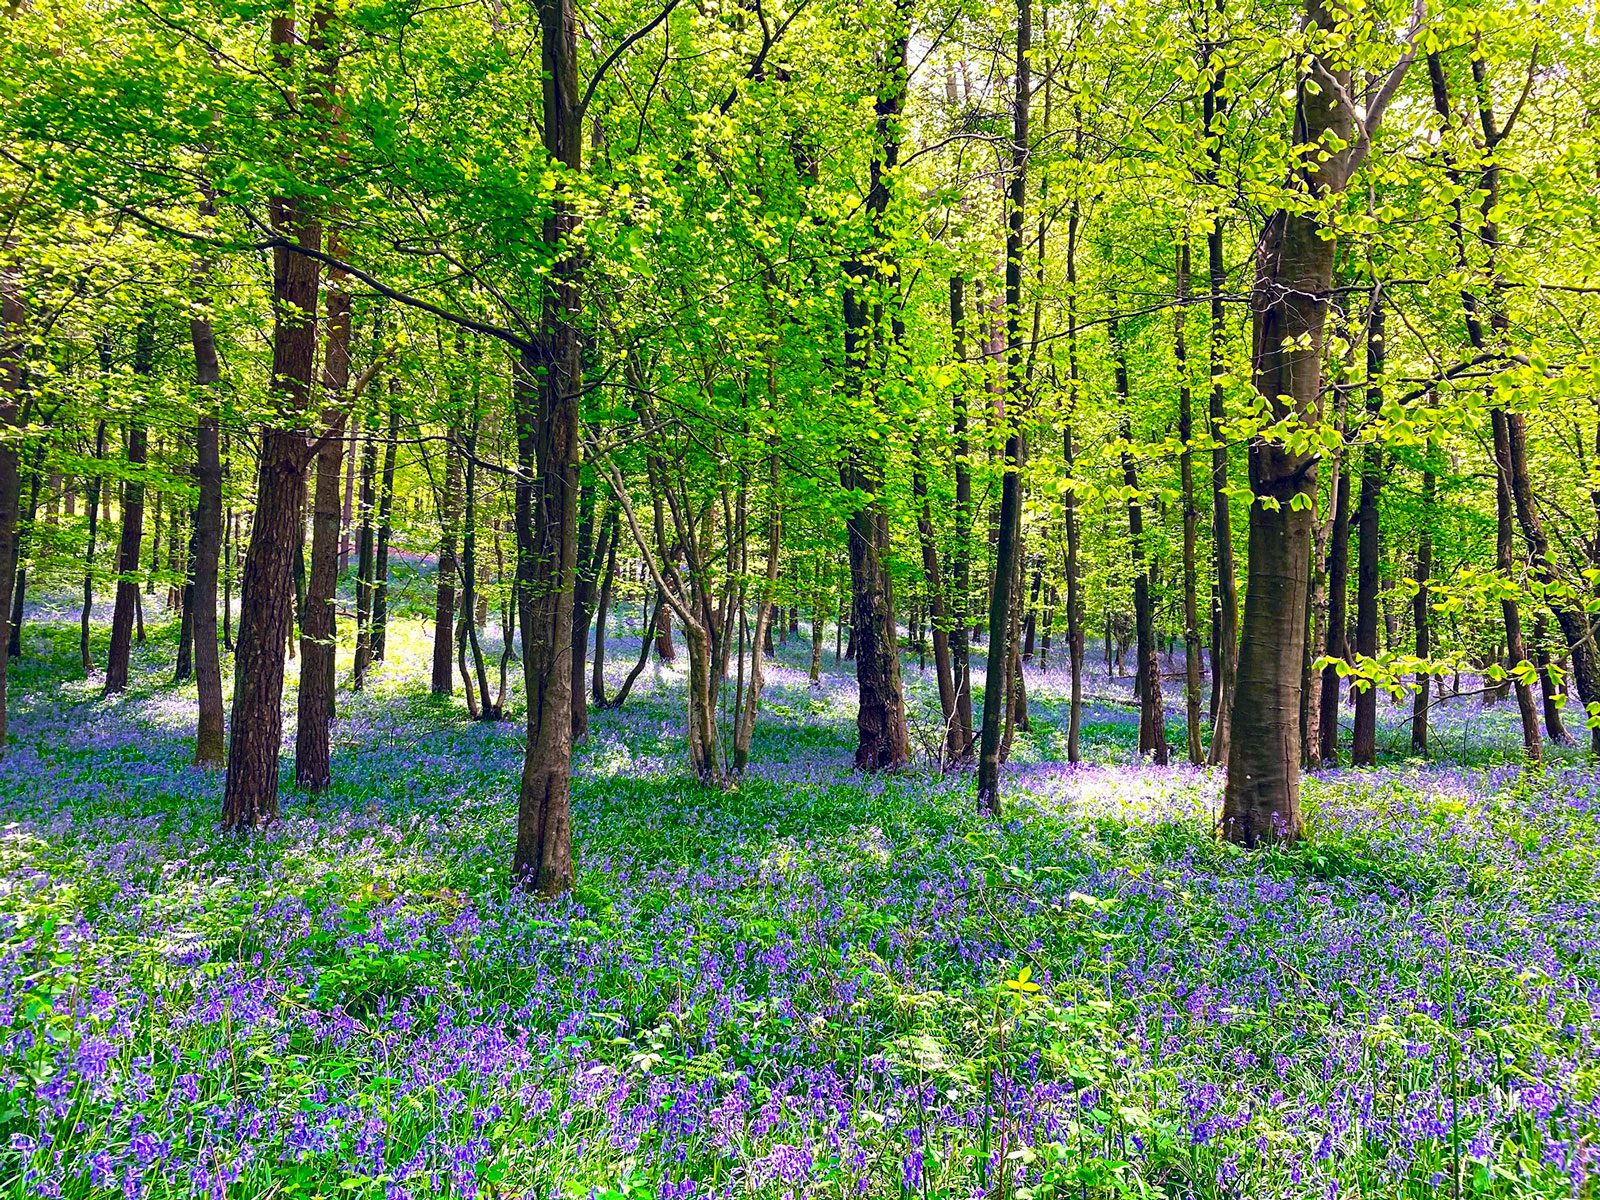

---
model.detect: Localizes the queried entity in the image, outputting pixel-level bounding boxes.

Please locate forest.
[1,0,1599,1192]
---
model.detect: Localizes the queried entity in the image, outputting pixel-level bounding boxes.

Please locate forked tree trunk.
[1220,0,1411,843]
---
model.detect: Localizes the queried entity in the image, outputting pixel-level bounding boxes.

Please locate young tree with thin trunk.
[295,256,352,792]
[1175,241,1204,765]
[190,225,226,767]
[976,0,1029,813]
[106,320,154,696]
[1351,289,1385,767]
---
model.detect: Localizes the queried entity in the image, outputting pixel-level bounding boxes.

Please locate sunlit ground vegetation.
[1,603,1595,1200]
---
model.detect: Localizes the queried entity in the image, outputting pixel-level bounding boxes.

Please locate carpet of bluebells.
[1,603,1598,1200]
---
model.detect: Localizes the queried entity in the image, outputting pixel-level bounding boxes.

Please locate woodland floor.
[0,599,1597,1199]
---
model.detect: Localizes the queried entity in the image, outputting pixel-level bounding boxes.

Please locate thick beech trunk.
[1220,0,1405,842]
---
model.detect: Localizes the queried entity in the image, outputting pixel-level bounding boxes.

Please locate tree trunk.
[1351,292,1384,767]
[1205,169,1238,766]
[948,276,975,759]
[372,394,398,663]
[591,511,617,708]
[912,438,959,761]
[105,412,151,695]
[838,9,911,774]
[1176,241,1205,764]
[223,67,322,828]
[431,431,461,696]
[655,603,676,662]
[1411,460,1434,755]
[0,255,23,750]
[295,259,351,793]
[1533,613,1571,746]
[81,417,107,675]
[352,399,379,689]
[1115,321,1167,765]
[569,480,601,741]
[1222,7,1374,842]
[512,0,582,895]
[1492,409,1542,761]
[734,453,782,773]
[1317,444,1352,764]
[9,443,44,659]
[976,0,1029,810]
[189,247,226,766]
